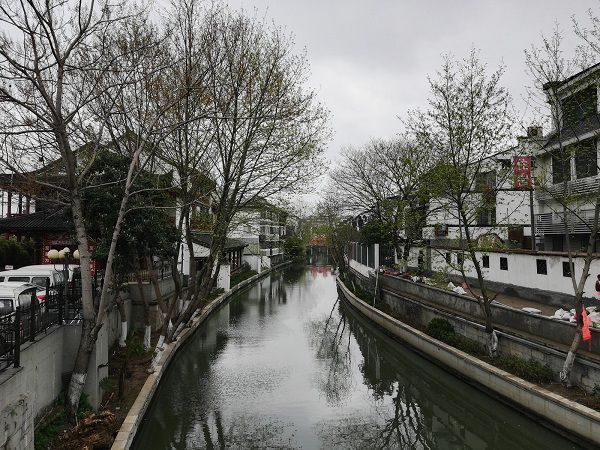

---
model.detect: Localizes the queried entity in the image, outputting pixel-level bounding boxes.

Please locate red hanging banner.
[513,156,532,189]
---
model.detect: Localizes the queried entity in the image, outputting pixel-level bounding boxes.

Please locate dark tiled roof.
[543,62,600,92]
[0,211,68,233]
[544,114,600,148]
[191,232,247,250]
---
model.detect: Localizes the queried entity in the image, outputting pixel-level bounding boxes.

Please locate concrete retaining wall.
[378,274,600,353]
[344,267,600,392]
[0,299,131,450]
[128,277,176,331]
[337,279,600,448]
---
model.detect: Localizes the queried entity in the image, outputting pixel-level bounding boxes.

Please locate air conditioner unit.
[527,126,542,138]
[435,224,448,236]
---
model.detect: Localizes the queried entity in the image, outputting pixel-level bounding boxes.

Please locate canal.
[132,265,585,449]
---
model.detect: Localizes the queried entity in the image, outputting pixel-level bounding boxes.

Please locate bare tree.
[0,0,185,420]
[157,4,331,343]
[524,21,600,386]
[404,48,515,357]
[314,194,360,274]
[329,137,436,269]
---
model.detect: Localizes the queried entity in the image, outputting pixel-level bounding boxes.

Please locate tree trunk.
[561,330,583,388]
[115,293,128,347]
[146,255,167,314]
[65,318,96,423]
[134,264,151,350]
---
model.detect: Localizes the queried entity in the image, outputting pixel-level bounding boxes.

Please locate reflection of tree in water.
[314,374,433,449]
[305,296,355,406]
[316,388,432,450]
[196,412,300,449]
[312,304,434,449]
[283,263,305,284]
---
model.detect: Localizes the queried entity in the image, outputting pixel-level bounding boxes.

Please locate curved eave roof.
[0,211,68,233]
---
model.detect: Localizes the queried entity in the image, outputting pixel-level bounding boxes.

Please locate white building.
[228,201,287,272]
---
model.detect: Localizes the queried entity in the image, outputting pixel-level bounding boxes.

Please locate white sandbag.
[452,286,467,295]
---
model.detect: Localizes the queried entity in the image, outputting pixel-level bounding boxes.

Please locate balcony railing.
[535,175,600,202]
[535,209,596,235]
[260,247,283,257]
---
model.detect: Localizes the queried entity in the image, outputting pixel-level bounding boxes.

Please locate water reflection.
[305,298,354,407]
[132,267,586,450]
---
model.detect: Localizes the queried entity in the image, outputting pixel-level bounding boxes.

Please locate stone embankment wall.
[346,267,600,393]
[337,278,600,448]
[0,299,131,450]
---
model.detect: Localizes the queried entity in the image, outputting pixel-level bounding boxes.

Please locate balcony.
[535,175,600,202]
[260,247,283,257]
[535,209,596,235]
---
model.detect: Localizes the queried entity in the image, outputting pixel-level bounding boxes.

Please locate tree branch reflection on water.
[306,296,355,407]
[307,299,433,449]
[198,413,300,449]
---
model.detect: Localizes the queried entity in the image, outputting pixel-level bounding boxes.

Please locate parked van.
[0,264,80,288]
[0,282,42,354]
[0,283,41,315]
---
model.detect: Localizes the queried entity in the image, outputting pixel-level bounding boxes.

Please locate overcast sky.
[224,0,596,202]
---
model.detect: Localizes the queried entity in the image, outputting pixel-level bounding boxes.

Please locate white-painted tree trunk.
[486,330,498,358]
[147,335,166,373]
[162,313,173,334]
[119,321,128,347]
[144,325,152,350]
[67,373,86,414]
[560,350,577,388]
[181,299,190,315]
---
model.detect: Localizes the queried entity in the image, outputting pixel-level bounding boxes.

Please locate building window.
[536,259,547,275]
[562,85,597,127]
[482,255,489,268]
[500,257,508,271]
[445,252,451,264]
[552,235,564,252]
[457,253,464,265]
[574,138,598,179]
[475,171,497,226]
[563,261,574,277]
[552,151,570,185]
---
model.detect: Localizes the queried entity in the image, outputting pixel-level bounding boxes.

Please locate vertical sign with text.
[514,156,532,189]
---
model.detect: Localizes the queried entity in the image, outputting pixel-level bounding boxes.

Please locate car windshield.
[53,272,64,285]
[0,299,12,315]
[7,276,29,283]
[31,277,48,288]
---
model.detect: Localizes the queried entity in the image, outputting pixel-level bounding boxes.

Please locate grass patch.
[34,394,94,450]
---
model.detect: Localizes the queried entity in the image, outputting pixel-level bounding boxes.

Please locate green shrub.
[425,318,455,341]
[495,355,553,384]
[208,288,225,300]
[125,330,147,359]
[230,263,258,287]
[373,302,392,315]
[588,385,600,410]
[425,318,485,355]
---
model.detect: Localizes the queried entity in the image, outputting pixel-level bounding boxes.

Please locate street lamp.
[47,246,80,287]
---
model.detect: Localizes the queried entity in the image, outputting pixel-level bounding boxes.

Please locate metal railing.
[0,280,84,371]
[126,267,172,283]
[535,209,596,234]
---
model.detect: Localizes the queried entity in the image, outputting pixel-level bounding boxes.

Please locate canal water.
[132,265,586,449]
